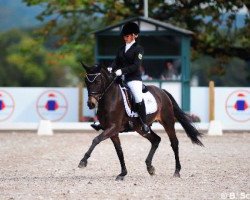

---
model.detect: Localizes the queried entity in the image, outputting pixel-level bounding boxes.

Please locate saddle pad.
[119,85,157,117]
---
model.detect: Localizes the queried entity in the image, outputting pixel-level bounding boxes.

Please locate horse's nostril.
[88,96,98,109]
[87,101,92,108]
[87,101,95,109]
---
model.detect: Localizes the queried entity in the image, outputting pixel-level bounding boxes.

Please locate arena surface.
[0,131,249,200]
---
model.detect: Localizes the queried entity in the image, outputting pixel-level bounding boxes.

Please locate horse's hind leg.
[138,128,161,176]
[161,119,181,178]
[110,135,127,181]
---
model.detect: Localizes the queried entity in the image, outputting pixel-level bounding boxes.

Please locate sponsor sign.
[225,90,250,122]
[36,90,68,121]
[0,90,15,121]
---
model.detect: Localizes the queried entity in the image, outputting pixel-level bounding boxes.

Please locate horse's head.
[80,62,114,109]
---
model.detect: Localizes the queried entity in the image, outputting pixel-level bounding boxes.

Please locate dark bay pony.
[78,63,203,180]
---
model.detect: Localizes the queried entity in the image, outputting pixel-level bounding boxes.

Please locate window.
[142,59,181,80]
[139,35,181,56]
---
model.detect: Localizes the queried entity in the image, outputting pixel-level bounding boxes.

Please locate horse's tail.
[163,90,204,146]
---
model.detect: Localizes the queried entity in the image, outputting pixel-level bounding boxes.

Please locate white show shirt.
[125,40,135,52]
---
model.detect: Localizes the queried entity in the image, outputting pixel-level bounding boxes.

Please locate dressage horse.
[78,63,203,180]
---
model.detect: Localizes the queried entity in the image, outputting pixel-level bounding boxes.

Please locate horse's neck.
[99,82,120,108]
[98,69,122,109]
[105,81,120,98]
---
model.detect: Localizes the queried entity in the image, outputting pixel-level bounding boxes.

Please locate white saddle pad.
[119,85,157,117]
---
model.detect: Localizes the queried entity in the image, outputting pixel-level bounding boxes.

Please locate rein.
[99,75,117,100]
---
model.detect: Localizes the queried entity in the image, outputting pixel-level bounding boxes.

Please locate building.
[94,16,193,111]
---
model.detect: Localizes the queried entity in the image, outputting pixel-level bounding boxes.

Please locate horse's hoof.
[147,166,155,176]
[115,175,125,181]
[173,171,180,178]
[78,160,87,168]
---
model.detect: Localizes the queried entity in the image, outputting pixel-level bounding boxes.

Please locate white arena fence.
[0,86,249,132]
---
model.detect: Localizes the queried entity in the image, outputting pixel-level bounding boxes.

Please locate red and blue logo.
[234,93,248,111]
[0,90,15,121]
[36,90,68,121]
[0,98,6,110]
[46,93,59,111]
[225,90,250,122]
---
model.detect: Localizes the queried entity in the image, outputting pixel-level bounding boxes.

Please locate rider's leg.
[136,100,150,134]
[127,81,150,135]
[91,122,103,131]
[90,116,103,131]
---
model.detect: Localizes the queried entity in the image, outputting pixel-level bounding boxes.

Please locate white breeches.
[127,80,143,103]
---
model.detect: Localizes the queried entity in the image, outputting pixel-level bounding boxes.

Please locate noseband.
[86,73,101,83]
[86,73,102,96]
[86,72,117,101]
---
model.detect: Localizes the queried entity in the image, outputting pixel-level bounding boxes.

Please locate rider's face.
[123,34,135,44]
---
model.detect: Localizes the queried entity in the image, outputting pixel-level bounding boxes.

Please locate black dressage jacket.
[110,42,144,82]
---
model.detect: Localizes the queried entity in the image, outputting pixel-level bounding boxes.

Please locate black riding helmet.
[121,22,140,36]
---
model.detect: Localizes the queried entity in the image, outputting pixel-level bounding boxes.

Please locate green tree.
[23,0,249,57]
[191,55,249,86]
[22,0,249,86]
[0,29,79,86]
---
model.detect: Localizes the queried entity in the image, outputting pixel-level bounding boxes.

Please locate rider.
[92,22,150,135]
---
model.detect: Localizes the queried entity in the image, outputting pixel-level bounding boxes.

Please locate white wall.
[0,88,79,122]
[191,87,250,129]
[191,87,209,122]
[0,87,249,130]
[214,87,250,129]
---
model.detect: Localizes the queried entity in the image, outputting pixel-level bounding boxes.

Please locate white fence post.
[37,120,53,136]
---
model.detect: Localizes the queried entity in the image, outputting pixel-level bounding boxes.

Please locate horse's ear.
[80,61,91,72]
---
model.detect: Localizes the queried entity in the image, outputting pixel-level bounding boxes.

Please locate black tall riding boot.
[136,101,150,135]
[91,122,103,131]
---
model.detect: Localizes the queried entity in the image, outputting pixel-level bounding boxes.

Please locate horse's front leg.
[78,126,118,168]
[110,135,127,181]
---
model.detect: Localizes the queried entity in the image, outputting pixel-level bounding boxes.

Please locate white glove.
[115,69,122,76]
[107,67,112,73]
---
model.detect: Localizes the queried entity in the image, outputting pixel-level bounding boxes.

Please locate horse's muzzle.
[87,96,98,109]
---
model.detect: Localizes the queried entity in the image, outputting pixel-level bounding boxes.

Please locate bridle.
[85,73,101,83]
[86,71,117,101]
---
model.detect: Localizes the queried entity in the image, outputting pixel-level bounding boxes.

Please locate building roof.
[94,16,194,36]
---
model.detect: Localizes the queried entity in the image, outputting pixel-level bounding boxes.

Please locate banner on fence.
[0,88,79,122]
[0,87,249,130]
